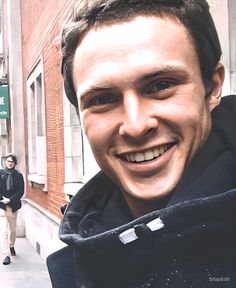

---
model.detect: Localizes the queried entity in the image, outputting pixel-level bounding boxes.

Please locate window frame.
[26,57,47,189]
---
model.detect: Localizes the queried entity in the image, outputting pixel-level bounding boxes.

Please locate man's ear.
[208,63,225,112]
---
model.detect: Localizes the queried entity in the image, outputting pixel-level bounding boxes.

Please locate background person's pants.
[3,206,17,256]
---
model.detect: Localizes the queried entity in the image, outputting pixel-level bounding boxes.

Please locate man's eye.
[84,94,118,108]
[147,80,173,93]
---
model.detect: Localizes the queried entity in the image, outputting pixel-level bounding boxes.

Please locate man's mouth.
[120,143,173,163]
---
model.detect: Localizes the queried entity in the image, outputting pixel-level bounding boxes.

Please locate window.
[27,58,47,188]
[209,0,235,95]
[228,0,236,94]
[63,89,99,199]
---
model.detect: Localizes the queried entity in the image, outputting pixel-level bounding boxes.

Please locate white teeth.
[135,153,145,162]
[123,145,169,163]
[125,155,130,162]
[129,154,136,162]
[153,148,160,157]
[144,151,154,161]
[159,146,165,155]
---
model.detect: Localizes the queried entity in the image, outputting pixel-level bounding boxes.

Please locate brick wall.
[20,0,77,218]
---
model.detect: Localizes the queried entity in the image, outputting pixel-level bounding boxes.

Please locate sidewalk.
[0,216,52,288]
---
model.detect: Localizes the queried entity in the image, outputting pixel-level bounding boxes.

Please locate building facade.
[0,0,235,259]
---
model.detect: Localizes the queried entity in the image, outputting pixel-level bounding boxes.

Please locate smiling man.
[47,1,236,287]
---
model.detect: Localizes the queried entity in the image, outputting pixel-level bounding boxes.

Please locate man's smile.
[117,143,175,163]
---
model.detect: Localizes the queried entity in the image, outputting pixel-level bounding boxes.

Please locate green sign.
[0,86,9,119]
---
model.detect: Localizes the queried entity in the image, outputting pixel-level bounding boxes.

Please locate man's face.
[73,16,221,215]
[5,157,16,169]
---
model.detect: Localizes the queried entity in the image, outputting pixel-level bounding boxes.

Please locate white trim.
[26,57,47,188]
[28,173,46,185]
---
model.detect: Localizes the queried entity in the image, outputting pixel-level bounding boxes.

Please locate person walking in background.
[0,153,24,265]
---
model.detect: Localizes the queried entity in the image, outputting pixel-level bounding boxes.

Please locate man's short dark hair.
[5,153,17,165]
[61,0,222,109]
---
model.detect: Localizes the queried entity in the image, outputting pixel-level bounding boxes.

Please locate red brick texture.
[20,0,77,219]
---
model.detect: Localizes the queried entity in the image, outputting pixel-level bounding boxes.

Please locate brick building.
[0,0,100,259]
[0,0,235,259]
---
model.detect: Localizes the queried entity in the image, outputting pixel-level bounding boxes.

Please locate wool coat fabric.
[47,95,236,288]
[0,169,24,212]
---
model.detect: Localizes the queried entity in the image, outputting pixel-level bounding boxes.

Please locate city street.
[0,213,52,288]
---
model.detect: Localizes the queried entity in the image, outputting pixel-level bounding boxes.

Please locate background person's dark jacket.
[47,95,236,288]
[0,169,24,212]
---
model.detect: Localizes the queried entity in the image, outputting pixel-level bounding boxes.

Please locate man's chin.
[122,182,175,202]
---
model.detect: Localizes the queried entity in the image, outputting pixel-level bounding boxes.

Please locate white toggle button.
[118,228,138,244]
[119,217,164,244]
[146,217,165,231]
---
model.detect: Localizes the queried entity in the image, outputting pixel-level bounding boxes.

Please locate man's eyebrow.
[79,85,115,101]
[135,67,190,84]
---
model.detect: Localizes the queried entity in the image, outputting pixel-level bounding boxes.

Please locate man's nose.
[119,93,158,138]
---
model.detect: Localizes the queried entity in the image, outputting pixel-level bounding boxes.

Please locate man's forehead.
[73,16,198,93]
[73,16,193,66]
